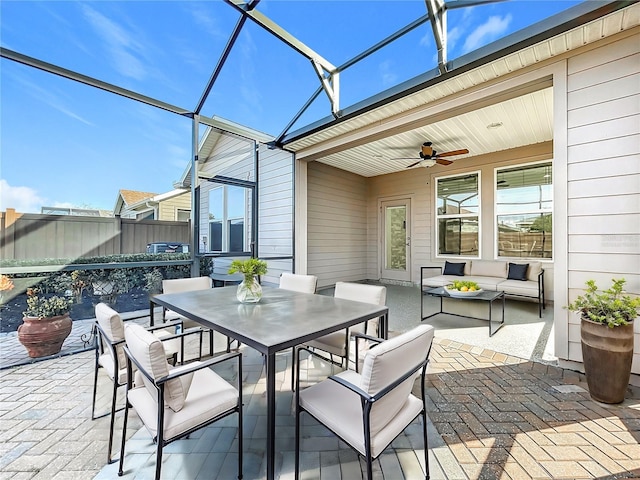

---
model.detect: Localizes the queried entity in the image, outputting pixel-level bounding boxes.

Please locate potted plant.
[228,258,268,303]
[18,287,74,358]
[566,278,640,403]
[0,274,14,305]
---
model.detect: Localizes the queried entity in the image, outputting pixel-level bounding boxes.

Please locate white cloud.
[0,180,47,213]
[81,5,147,80]
[379,60,398,87]
[462,14,512,53]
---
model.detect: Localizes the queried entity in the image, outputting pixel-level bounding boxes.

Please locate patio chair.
[118,323,243,480]
[279,272,318,293]
[295,324,435,480]
[91,302,197,464]
[308,282,386,360]
[161,277,215,357]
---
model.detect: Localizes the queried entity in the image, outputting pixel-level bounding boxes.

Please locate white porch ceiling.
[308,87,554,178]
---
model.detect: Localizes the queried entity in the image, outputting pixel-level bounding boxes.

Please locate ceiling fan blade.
[406,161,421,168]
[435,158,453,166]
[435,148,469,158]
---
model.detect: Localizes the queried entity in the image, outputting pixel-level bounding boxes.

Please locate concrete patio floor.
[1,284,639,479]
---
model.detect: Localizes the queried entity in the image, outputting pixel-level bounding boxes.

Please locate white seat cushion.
[299,369,423,458]
[300,325,434,458]
[279,273,318,294]
[98,353,127,384]
[306,330,348,357]
[307,283,387,357]
[124,324,191,412]
[128,363,238,441]
[95,302,127,372]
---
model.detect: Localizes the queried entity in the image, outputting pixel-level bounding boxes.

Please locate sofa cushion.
[498,279,540,297]
[422,275,461,288]
[507,263,529,281]
[443,261,466,276]
[527,262,542,282]
[470,260,507,278]
[466,276,503,291]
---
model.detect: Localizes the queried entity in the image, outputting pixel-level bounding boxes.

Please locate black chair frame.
[118,347,243,480]
[91,319,202,464]
[294,339,432,480]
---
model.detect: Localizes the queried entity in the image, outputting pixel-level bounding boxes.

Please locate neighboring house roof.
[127,189,189,210]
[114,189,157,215]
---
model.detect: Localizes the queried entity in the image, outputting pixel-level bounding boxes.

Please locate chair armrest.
[159,351,242,383]
[352,332,384,344]
[328,375,373,401]
[351,333,384,372]
[147,319,183,332]
[328,358,428,405]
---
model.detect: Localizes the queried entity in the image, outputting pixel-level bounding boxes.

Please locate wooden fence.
[0,209,190,261]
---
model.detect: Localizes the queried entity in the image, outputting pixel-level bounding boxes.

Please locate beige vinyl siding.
[256,145,294,284]
[565,32,640,373]
[307,162,367,289]
[367,143,555,290]
[368,169,430,285]
[157,192,191,221]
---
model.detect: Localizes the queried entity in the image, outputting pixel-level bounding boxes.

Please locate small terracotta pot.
[581,318,634,404]
[17,314,73,358]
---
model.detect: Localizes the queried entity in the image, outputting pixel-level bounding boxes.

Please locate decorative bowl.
[445,287,483,298]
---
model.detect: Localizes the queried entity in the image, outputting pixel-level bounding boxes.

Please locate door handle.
[406,236,411,247]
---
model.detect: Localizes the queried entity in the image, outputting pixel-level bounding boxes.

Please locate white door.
[381,199,411,282]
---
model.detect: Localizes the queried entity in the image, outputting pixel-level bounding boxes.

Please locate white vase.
[236,277,262,303]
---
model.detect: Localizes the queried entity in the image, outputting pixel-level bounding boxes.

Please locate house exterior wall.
[306,162,368,289]
[256,145,294,283]
[197,133,294,286]
[157,192,191,221]
[297,28,638,375]
[564,32,640,374]
[367,143,555,299]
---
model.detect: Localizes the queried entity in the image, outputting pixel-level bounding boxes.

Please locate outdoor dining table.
[150,285,389,480]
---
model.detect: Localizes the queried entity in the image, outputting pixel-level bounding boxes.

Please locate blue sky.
[0,0,581,213]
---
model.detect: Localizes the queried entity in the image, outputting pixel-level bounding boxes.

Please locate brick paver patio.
[1,330,639,479]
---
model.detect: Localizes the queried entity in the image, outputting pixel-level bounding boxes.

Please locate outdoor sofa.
[421,259,545,317]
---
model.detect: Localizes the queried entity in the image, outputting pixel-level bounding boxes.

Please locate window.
[136,210,154,220]
[208,185,248,253]
[436,173,479,257]
[495,162,552,259]
[176,209,190,222]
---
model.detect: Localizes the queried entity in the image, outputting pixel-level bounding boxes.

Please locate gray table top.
[152,286,388,355]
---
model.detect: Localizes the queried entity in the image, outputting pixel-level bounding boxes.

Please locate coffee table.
[422,286,505,336]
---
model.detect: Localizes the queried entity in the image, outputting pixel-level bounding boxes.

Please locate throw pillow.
[443,261,466,276]
[507,263,529,281]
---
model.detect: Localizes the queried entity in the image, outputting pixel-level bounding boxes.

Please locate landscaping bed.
[0,288,150,333]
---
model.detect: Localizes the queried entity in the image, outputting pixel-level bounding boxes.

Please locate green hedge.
[1,254,213,301]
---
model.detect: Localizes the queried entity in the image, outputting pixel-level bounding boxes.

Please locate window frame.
[434,170,481,259]
[494,160,553,260]
[207,182,252,254]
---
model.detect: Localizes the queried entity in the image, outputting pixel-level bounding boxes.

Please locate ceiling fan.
[395,142,469,168]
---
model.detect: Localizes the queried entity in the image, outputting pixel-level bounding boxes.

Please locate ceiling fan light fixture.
[420,159,436,168]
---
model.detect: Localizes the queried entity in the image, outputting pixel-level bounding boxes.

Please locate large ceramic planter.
[581,317,634,404]
[17,314,73,358]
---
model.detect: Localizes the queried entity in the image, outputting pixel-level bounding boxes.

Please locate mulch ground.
[0,288,151,333]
